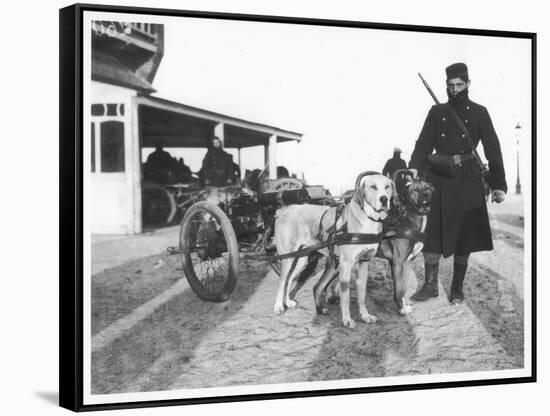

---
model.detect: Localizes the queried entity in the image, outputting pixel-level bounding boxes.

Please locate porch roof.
[136,95,302,149]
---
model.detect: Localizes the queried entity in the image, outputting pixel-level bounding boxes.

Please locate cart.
[177,180,335,302]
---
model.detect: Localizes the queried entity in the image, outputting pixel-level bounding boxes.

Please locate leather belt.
[451,153,473,166]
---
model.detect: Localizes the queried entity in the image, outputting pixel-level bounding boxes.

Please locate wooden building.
[90,21,302,234]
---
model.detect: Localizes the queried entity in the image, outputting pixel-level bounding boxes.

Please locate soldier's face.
[446,77,470,96]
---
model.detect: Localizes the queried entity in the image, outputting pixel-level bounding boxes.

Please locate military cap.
[446,62,469,81]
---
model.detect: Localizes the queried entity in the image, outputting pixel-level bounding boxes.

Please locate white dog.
[273,172,394,328]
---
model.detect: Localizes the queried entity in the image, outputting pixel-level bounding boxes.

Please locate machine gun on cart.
[174,182,336,302]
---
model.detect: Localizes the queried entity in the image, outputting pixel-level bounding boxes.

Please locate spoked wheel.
[142,183,177,227]
[180,201,239,302]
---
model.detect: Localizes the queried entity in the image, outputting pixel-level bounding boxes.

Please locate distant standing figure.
[200,136,234,186]
[382,147,407,178]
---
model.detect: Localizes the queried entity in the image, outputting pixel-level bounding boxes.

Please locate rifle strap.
[444,103,487,175]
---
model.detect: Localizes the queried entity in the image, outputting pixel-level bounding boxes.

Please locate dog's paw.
[360,312,378,323]
[342,317,356,328]
[286,299,298,309]
[273,304,286,315]
[399,304,413,315]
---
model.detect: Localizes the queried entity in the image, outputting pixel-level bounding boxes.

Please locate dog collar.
[368,215,386,223]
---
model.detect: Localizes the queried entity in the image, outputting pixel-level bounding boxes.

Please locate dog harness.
[317,202,387,265]
[245,201,385,264]
[383,176,428,243]
[244,171,428,264]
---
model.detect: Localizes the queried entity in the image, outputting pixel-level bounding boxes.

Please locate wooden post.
[214,122,224,145]
[267,134,277,179]
[295,140,304,181]
[131,97,142,234]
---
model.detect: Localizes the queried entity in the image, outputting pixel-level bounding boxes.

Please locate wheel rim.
[181,208,232,296]
[142,185,176,226]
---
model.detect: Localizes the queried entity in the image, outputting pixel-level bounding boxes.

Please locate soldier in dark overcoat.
[408,63,507,303]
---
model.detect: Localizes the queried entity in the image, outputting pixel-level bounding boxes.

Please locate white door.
[90,101,137,234]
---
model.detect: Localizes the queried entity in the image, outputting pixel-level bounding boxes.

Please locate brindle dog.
[375,169,434,315]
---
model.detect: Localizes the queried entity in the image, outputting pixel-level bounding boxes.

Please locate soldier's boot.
[450,255,469,304]
[411,255,440,301]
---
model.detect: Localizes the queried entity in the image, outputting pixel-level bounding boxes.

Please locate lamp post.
[515,122,521,195]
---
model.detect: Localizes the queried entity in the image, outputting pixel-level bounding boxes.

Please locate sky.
[149,16,532,195]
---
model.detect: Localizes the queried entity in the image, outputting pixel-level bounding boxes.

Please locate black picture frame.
[60,3,537,412]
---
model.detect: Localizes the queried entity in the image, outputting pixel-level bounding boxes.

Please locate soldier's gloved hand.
[491,190,505,203]
[409,168,418,178]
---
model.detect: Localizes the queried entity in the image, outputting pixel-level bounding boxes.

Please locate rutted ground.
[91,219,524,394]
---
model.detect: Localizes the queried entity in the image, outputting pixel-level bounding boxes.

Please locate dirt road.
[90,204,525,394]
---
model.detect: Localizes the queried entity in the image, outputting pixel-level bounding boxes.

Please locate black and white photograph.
[59,4,535,411]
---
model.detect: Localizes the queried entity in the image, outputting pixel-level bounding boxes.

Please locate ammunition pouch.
[427,154,456,178]
[427,153,473,179]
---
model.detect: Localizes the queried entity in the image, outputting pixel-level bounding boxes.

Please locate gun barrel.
[418,73,440,104]
[257,188,310,206]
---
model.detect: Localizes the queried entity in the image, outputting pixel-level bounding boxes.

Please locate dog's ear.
[389,179,397,206]
[353,178,365,209]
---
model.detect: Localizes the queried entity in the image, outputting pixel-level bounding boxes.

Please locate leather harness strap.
[245,229,385,263]
[384,174,428,244]
[393,227,427,243]
[319,202,383,266]
[244,175,429,265]
[317,203,346,250]
[246,202,384,263]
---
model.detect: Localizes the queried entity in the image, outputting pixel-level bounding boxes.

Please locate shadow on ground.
[91,241,524,393]
[493,213,524,228]
[92,253,182,334]
[438,260,524,367]
[491,229,524,250]
[306,258,419,380]
[91,254,271,394]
